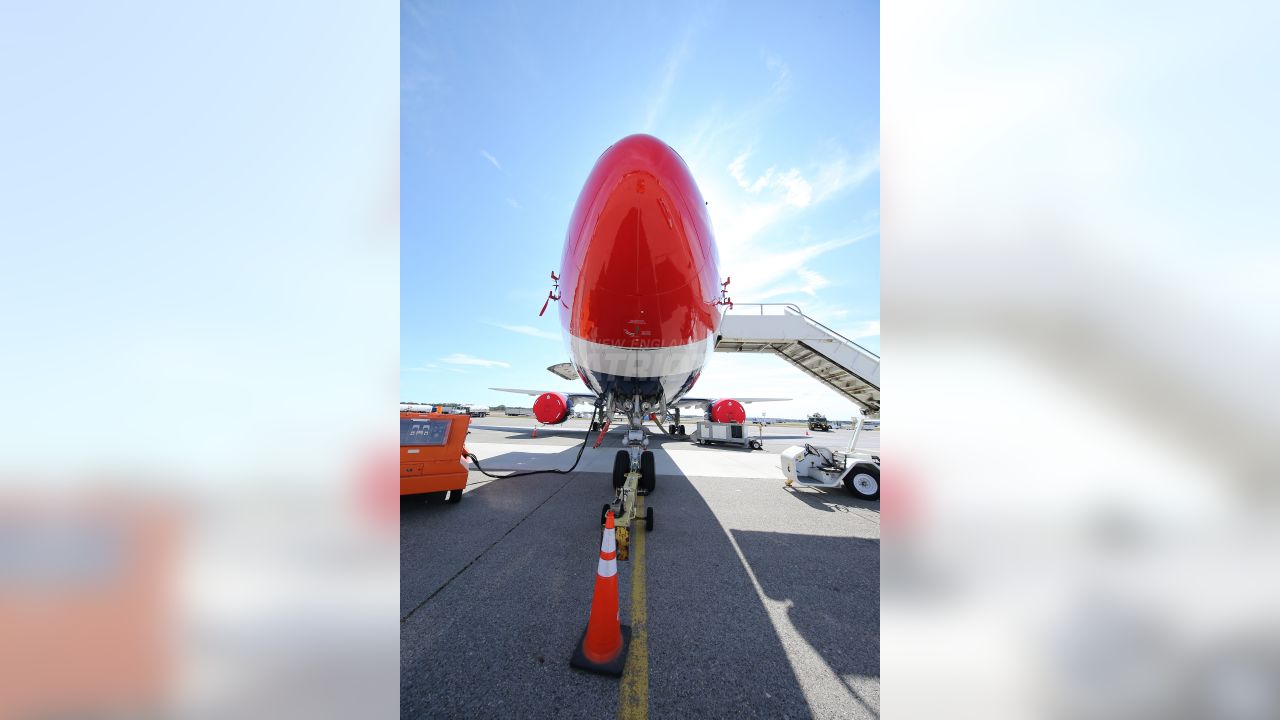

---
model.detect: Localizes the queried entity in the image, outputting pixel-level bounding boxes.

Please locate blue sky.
[2,3,397,477]
[402,1,879,419]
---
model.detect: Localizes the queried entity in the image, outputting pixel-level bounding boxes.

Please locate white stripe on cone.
[597,557,617,578]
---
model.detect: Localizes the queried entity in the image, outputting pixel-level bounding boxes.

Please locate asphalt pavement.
[401,417,879,719]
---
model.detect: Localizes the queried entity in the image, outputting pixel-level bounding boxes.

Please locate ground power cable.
[464,401,606,480]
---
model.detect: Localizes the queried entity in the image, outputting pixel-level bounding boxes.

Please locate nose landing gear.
[603,458,655,560]
[611,449,654,494]
[602,398,657,560]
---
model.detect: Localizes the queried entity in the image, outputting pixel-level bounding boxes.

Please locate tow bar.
[601,467,651,561]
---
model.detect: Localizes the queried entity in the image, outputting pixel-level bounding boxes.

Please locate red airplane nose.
[559,135,721,349]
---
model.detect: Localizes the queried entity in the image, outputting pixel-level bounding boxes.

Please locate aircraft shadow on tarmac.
[783,486,881,514]
[731,529,880,709]
[400,460,879,718]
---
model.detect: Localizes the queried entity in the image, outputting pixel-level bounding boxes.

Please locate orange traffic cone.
[570,510,631,676]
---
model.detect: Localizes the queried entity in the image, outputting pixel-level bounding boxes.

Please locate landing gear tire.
[638,450,656,495]
[446,488,463,503]
[668,424,676,436]
[845,464,880,500]
[612,450,628,489]
[645,506,654,532]
[591,421,599,432]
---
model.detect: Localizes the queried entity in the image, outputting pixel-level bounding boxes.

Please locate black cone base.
[569,624,632,677]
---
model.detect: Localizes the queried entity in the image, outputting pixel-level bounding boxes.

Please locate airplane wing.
[490,387,547,396]
[547,362,580,381]
[490,387,599,407]
[671,396,790,411]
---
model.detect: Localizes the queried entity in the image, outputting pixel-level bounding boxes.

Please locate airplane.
[492,133,784,499]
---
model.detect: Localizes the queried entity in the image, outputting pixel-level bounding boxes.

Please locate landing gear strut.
[601,394,657,560]
[666,408,686,438]
[611,449,654,493]
[616,394,656,495]
[603,457,655,560]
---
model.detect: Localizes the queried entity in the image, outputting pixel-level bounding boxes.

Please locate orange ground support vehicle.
[0,502,172,720]
[400,411,471,501]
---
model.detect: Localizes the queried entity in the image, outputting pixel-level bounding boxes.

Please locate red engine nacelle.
[533,392,571,425]
[708,398,746,424]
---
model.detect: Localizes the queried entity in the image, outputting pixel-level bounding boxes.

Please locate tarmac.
[401,416,880,719]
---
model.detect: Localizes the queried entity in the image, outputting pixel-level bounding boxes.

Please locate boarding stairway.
[715,303,881,417]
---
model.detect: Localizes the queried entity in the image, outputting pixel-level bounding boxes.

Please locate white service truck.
[780,416,880,500]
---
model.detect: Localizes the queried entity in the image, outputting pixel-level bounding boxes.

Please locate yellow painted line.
[619,497,648,720]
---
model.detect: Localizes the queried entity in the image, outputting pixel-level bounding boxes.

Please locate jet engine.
[533,391,571,425]
[708,398,746,424]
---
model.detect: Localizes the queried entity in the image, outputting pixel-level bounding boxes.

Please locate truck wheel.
[645,507,654,532]
[612,450,628,489]
[447,488,463,503]
[845,464,880,500]
[638,450,655,495]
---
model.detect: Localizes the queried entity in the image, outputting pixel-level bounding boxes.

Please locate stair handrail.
[724,302,880,359]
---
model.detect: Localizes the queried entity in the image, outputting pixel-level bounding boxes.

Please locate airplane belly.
[570,334,710,403]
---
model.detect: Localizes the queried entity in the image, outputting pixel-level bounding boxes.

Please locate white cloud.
[722,228,878,301]
[774,169,813,207]
[727,153,809,209]
[726,153,812,208]
[703,142,880,303]
[479,149,501,169]
[755,267,832,300]
[841,320,880,339]
[492,323,559,341]
[506,197,522,209]
[677,125,880,332]
[797,268,829,294]
[728,153,765,192]
[765,54,790,94]
[441,353,510,368]
[811,145,879,204]
[644,28,694,132]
